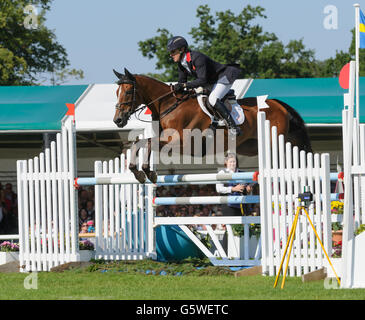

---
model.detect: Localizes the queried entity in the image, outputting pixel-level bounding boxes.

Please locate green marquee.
[0,85,88,131]
[245,77,362,124]
[0,78,362,131]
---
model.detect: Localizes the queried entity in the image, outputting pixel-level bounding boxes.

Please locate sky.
[41,0,363,85]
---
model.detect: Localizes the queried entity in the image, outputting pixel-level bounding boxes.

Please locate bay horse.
[113,68,312,183]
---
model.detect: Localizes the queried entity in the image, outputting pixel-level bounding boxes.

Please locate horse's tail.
[272,99,313,153]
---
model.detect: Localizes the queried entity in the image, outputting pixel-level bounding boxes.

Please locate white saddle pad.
[196,94,245,126]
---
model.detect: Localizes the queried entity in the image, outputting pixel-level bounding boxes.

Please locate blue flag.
[360,9,365,48]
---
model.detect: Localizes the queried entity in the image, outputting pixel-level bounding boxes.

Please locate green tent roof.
[0,78,361,131]
[245,77,360,124]
[0,85,88,131]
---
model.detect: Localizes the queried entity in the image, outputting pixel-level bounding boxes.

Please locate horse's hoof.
[146,171,158,184]
[134,171,146,184]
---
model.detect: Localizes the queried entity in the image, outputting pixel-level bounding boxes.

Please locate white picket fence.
[17,119,79,271]
[93,150,155,260]
[257,111,332,277]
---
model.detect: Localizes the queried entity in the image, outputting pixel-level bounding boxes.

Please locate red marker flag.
[145,107,152,115]
[339,63,350,89]
[66,103,75,123]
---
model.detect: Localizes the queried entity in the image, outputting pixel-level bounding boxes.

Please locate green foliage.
[332,222,343,232]
[0,0,83,85]
[138,5,365,81]
[232,223,261,238]
[355,224,365,236]
[138,5,322,81]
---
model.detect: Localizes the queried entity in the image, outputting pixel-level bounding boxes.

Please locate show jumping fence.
[18,89,361,285]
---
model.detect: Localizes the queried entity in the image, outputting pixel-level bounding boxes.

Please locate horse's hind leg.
[142,138,158,183]
[129,137,147,184]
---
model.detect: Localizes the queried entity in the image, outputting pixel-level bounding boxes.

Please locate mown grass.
[0,258,365,300]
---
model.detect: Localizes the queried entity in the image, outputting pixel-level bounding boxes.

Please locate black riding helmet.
[167,36,188,52]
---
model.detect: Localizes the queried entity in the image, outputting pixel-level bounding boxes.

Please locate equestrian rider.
[167,35,242,136]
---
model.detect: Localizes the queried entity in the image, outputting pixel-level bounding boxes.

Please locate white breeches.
[208,81,232,106]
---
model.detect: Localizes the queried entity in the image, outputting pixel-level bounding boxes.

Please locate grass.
[1,258,365,300]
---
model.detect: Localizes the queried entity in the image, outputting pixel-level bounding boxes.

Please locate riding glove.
[173,83,185,93]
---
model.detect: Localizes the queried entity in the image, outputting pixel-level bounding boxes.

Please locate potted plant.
[79,239,95,261]
[332,222,343,244]
[0,241,19,265]
[331,200,344,245]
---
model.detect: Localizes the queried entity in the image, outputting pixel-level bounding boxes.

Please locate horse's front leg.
[129,137,147,184]
[141,137,158,183]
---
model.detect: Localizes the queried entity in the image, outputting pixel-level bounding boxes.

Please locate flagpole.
[354,3,360,121]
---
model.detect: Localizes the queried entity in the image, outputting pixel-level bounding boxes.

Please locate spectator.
[0,201,4,233]
[85,200,95,220]
[201,206,210,216]
[0,183,4,204]
[216,152,252,216]
[87,186,95,201]
[79,208,90,231]
[2,183,17,233]
[78,189,90,209]
[80,222,89,235]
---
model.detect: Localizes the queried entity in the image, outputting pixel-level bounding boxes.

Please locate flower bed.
[79,239,95,262]
[0,241,19,252]
[0,241,20,265]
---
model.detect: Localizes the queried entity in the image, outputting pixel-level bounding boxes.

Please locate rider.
[167,36,242,136]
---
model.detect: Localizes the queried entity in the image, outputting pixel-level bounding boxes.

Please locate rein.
[116,80,194,122]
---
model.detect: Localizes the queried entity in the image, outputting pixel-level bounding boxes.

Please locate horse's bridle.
[115,80,182,121]
[115,79,138,120]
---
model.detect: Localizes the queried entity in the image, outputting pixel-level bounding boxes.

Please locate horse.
[113,68,312,184]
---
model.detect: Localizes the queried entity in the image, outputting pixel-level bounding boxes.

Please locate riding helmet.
[167,36,188,52]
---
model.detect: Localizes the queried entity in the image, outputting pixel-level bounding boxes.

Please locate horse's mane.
[135,74,170,89]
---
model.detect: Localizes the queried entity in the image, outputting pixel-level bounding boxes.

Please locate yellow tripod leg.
[302,208,341,286]
[273,206,300,288]
[281,207,300,289]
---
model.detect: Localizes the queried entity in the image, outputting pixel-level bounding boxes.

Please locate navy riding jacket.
[177,51,241,89]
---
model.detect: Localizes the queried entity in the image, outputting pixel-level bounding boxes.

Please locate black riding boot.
[214,99,241,136]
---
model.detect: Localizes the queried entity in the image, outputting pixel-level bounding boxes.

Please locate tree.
[138,5,321,81]
[0,0,83,85]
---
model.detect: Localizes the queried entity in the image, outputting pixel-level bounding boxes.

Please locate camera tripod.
[273,203,341,289]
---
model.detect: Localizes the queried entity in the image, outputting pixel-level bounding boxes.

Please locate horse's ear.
[124,68,136,82]
[113,69,124,80]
